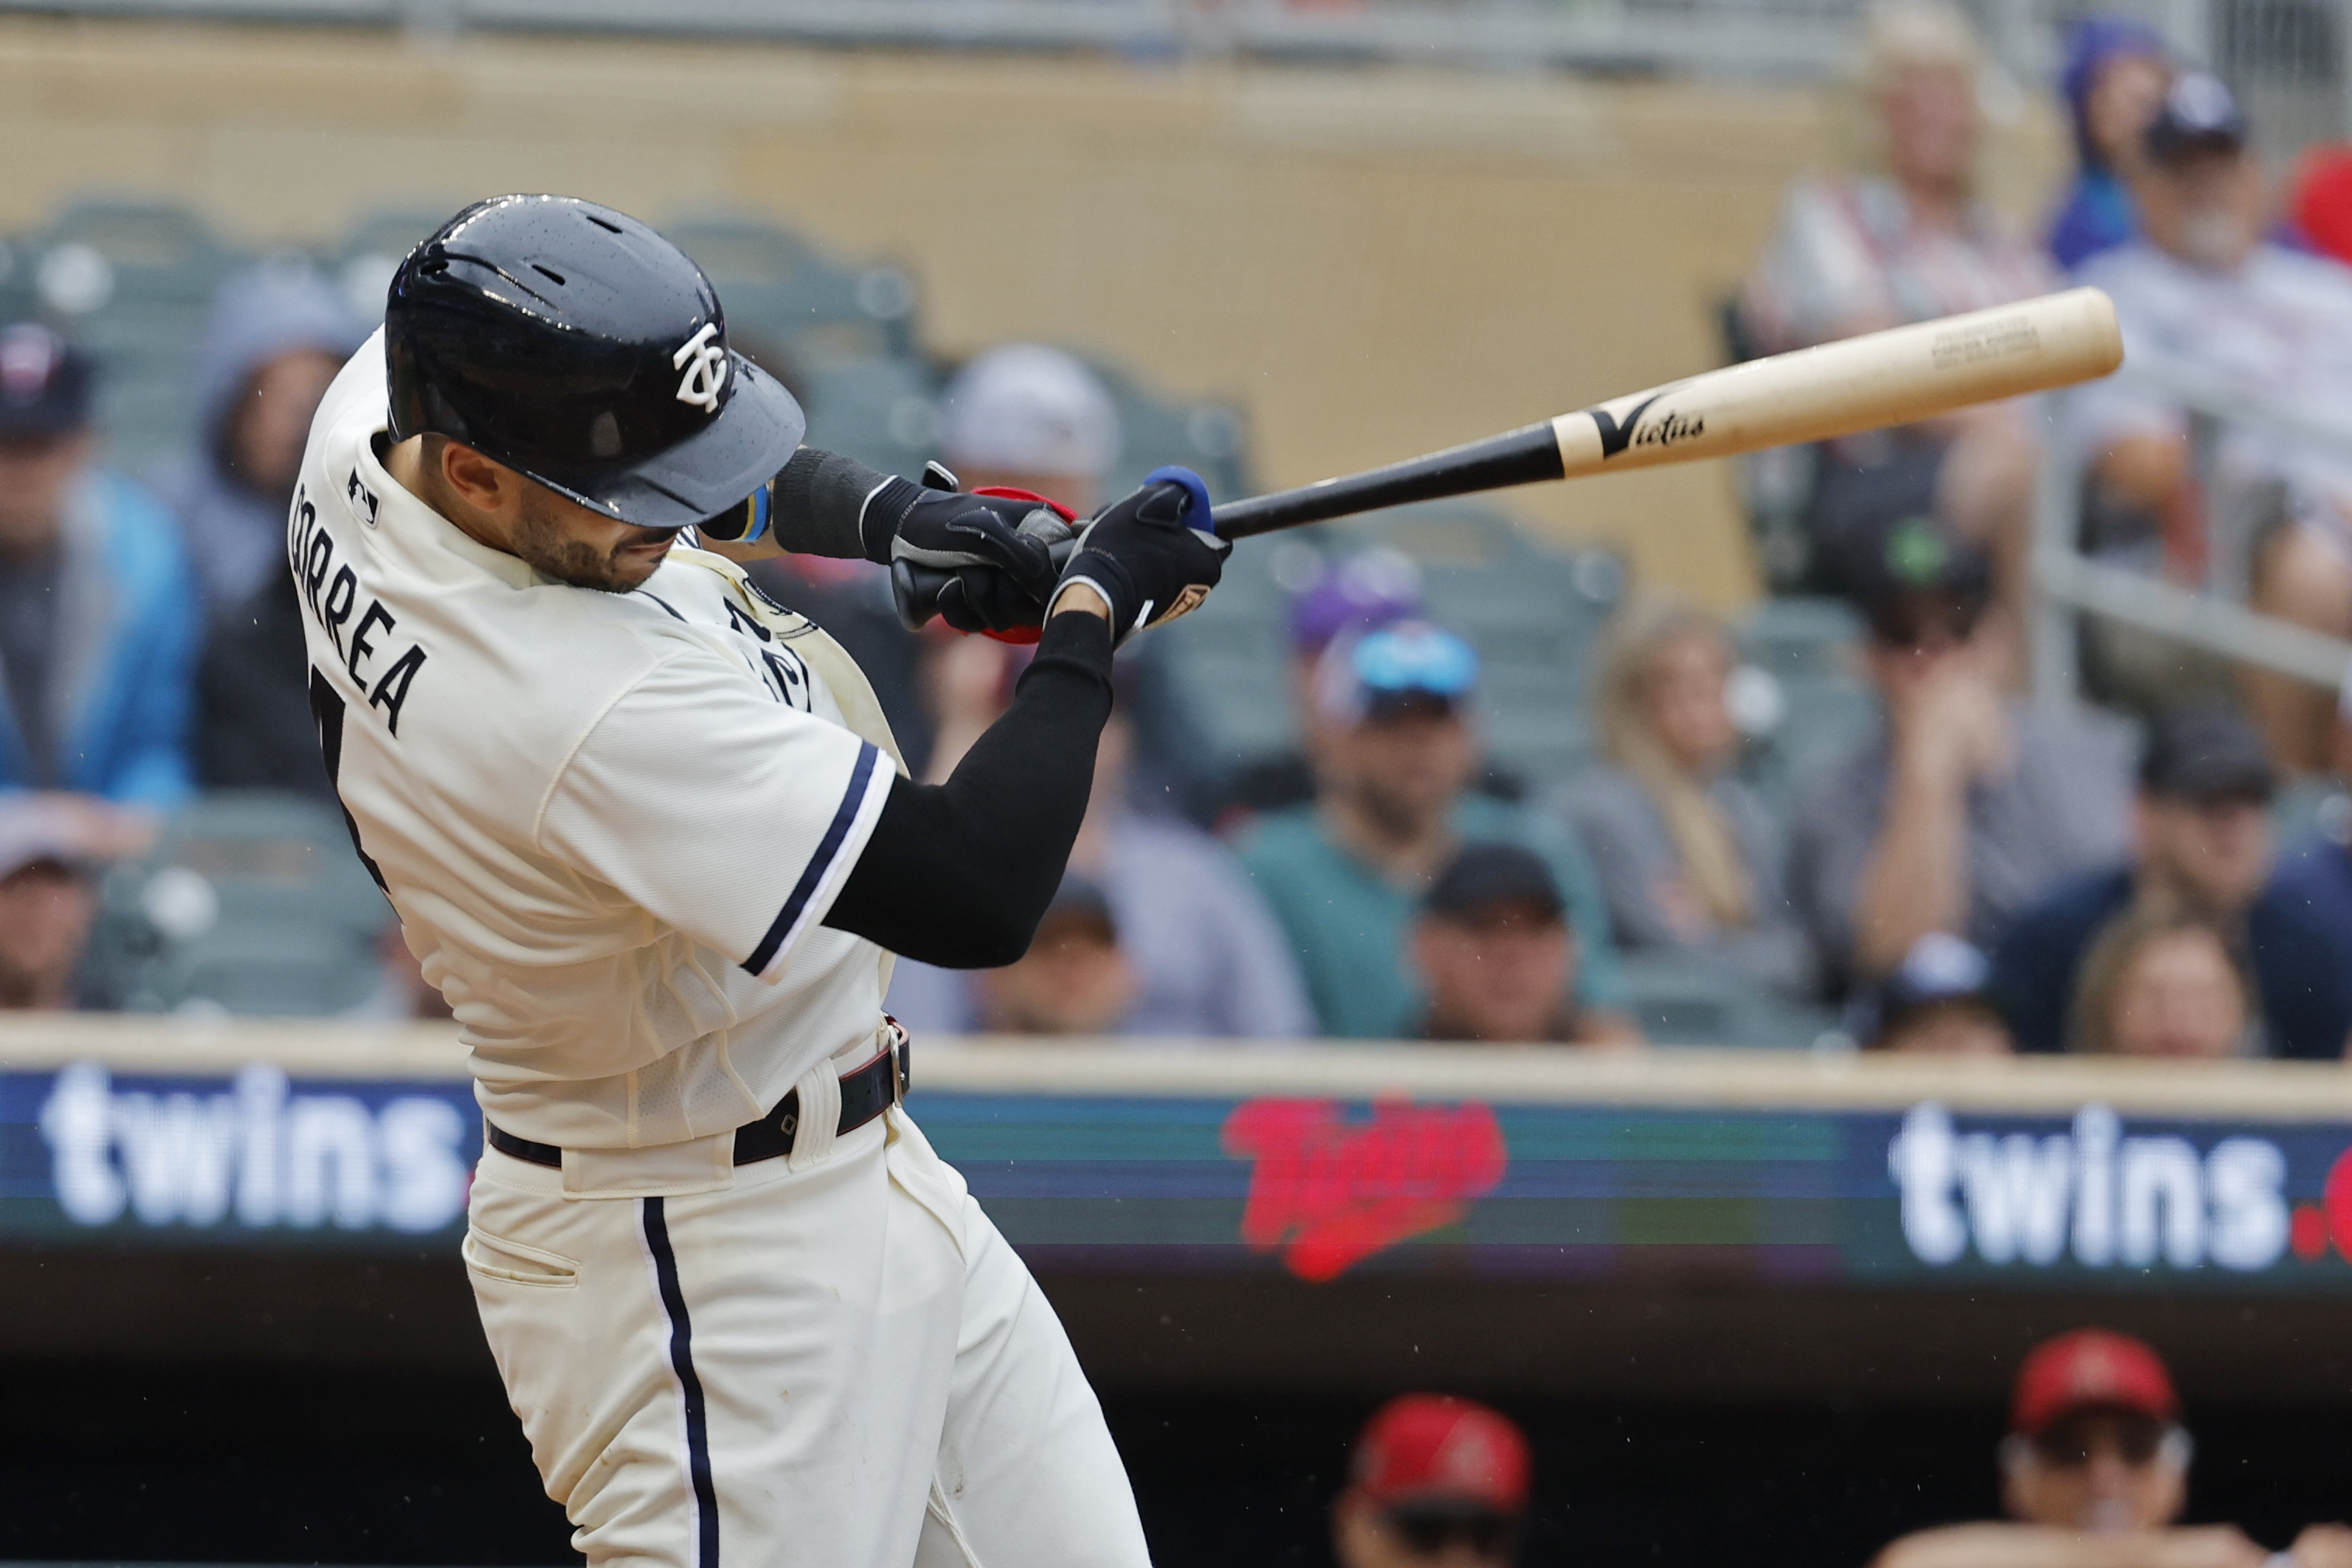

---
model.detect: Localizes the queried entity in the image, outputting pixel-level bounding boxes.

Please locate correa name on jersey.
[288,472,429,734]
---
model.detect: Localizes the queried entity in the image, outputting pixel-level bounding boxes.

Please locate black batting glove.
[862,476,1072,634]
[1049,466,1228,646]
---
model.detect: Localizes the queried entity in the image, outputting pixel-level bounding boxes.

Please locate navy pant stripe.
[642,1197,720,1568]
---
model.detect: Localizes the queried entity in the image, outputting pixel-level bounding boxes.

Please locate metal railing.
[2030,353,2352,703]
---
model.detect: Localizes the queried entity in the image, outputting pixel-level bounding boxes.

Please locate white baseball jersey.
[292,334,901,1149]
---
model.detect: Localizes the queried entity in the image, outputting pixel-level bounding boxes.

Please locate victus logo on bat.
[1884,1101,2352,1274]
[36,1062,473,1235]
[1584,388,1707,461]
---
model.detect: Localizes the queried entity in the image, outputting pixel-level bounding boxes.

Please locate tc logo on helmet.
[672,323,729,413]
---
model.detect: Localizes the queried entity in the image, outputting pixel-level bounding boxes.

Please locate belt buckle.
[885,1015,911,1103]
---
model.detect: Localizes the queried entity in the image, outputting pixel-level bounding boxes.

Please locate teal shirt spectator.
[0,468,199,806]
[1237,795,1626,1039]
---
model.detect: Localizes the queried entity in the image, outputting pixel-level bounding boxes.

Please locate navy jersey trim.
[636,590,687,623]
[642,1197,720,1568]
[742,740,880,976]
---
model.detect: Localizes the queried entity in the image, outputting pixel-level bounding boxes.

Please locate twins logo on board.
[1887,1102,2311,1273]
[1221,1099,1507,1283]
[672,322,729,413]
[37,1062,473,1234]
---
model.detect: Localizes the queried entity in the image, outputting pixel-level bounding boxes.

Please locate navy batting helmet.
[384,194,805,530]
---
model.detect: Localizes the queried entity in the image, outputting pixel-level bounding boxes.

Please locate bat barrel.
[1552,285,2125,478]
[1210,423,1563,541]
[1201,287,2121,544]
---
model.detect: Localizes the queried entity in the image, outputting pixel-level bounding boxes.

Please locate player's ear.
[438,439,518,514]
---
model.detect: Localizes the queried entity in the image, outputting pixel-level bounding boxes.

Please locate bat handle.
[1206,422,1562,541]
[890,536,1081,631]
[892,467,1200,630]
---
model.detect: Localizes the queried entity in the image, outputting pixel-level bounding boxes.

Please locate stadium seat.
[14,200,240,469]
[1155,499,1620,800]
[1739,595,1864,679]
[1739,670,1879,816]
[662,212,919,362]
[1615,955,1838,1049]
[1732,599,1875,813]
[37,199,233,302]
[330,205,460,323]
[798,354,944,481]
[86,792,392,1017]
[1080,356,1254,505]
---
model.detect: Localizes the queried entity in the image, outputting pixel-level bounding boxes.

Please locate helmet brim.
[523,352,806,531]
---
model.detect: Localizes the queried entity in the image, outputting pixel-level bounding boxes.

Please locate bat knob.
[1141,465,1217,535]
[891,535,1082,633]
[890,559,953,631]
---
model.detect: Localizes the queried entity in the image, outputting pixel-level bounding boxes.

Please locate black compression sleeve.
[768,447,893,562]
[822,612,1114,966]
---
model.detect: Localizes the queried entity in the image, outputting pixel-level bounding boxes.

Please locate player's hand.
[868,478,1070,635]
[1048,465,1227,646]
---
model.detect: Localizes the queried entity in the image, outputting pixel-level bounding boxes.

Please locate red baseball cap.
[1350,1394,1531,1514]
[2010,1330,2181,1436]
[2293,143,2352,268]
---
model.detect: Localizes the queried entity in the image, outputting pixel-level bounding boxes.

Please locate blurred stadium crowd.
[6,6,2352,1567]
[8,0,2352,1075]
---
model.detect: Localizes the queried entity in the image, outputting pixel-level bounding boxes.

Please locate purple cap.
[1288,547,1423,655]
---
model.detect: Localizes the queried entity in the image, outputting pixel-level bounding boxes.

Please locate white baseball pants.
[464,1100,1150,1567]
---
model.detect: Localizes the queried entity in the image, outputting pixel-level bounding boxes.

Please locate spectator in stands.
[970,876,1136,1036]
[2067,72,2352,771]
[2070,903,2252,1057]
[2271,680,2352,1054]
[1991,703,2350,1058]
[1788,520,2132,997]
[2046,16,2171,271]
[159,260,360,614]
[938,343,1121,516]
[0,795,113,1010]
[1333,1394,1530,1568]
[0,323,196,810]
[1874,1329,2352,1568]
[1411,843,1619,1045]
[1739,1,2054,607]
[1565,596,1811,997]
[154,261,362,801]
[889,665,1314,1039]
[1220,546,1424,824]
[1239,621,1632,1038]
[1860,932,2012,1053]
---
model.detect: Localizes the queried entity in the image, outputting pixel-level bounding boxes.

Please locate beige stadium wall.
[0,19,2067,607]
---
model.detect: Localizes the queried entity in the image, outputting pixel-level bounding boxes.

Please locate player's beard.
[509,485,675,592]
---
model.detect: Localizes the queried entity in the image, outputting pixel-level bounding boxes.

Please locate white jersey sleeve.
[538,645,894,983]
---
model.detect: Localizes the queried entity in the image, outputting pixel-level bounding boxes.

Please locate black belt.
[485,1026,910,1171]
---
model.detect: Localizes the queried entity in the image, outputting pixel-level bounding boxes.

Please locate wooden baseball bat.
[1206,286,2122,540]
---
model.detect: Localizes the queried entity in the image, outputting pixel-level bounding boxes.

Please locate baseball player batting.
[291,194,1223,1566]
